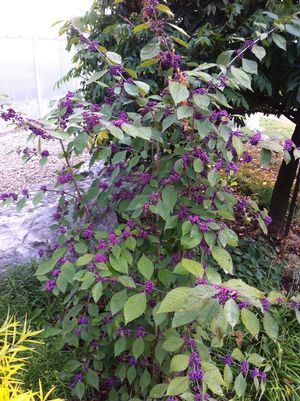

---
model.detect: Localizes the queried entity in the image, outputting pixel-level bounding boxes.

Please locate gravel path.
[0,129,85,194]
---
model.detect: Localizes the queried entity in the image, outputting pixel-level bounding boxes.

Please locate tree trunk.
[269,115,300,238]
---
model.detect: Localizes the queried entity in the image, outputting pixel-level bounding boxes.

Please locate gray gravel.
[0,128,85,194]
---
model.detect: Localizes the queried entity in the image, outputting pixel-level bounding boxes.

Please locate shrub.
[1,2,300,400]
[231,238,283,291]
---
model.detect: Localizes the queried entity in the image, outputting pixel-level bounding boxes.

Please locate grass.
[0,263,55,322]
[0,263,69,399]
[260,115,295,140]
[262,308,300,401]
[236,171,274,208]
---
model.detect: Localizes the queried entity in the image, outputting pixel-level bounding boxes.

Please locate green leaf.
[63,359,81,372]
[162,114,178,132]
[285,24,300,38]
[208,170,220,186]
[125,236,136,251]
[263,313,279,339]
[106,51,122,64]
[153,304,167,326]
[121,123,152,141]
[162,185,177,212]
[296,309,300,325]
[127,366,136,384]
[140,58,158,68]
[193,159,203,173]
[242,58,258,75]
[140,369,151,391]
[133,80,150,95]
[124,293,146,324]
[224,364,233,388]
[118,275,136,288]
[39,157,48,167]
[232,348,245,362]
[124,83,139,97]
[138,254,154,280]
[158,287,191,313]
[110,290,127,315]
[153,200,170,221]
[272,33,287,50]
[74,242,88,254]
[173,36,189,48]
[251,45,266,61]
[16,197,26,211]
[109,254,128,274]
[86,370,99,390]
[181,258,204,277]
[247,353,264,366]
[114,336,127,356]
[234,373,247,398]
[112,150,127,164]
[202,362,224,395]
[156,4,174,17]
[56,264,75,293]
[224,299,240,328]
[166,376,189,396]
[162,337,184,352]
[35,259,56,276]
[134,21,150,33]
[294,148,300,160]
[80,272,95,290]
[33,191,45,206]
[181,232,202,250]
[218,228,238,248]
[149,383,168,398]
[217,50,234,65]
[42,327,62,338]
[76,254,94,267]
[231,67,252,91]
[158,269,173,287]
[208,91,231,108]
[133,337,145,359]
[140,42,161,61]
[92,282,103,303]
[260,148,272,165]
[224,279,264,299]
[169,82,189,104]
[193,94,210,109]
[167,23,190,38]
[206,267,222,284]
[52,246,67,262]
[177,106,194,119]
[241,308,260,337]
[170,354,189,372]
[75,382,85,400]
[124,68,138,79]
[86,70,108,85]
[165,215,179,230]
[73,132,89,153]
[212,246,233,274]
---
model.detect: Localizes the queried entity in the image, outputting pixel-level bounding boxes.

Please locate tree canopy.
[58,0,300,121]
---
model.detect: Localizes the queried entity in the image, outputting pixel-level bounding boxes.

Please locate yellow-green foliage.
[0,316,64,401]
